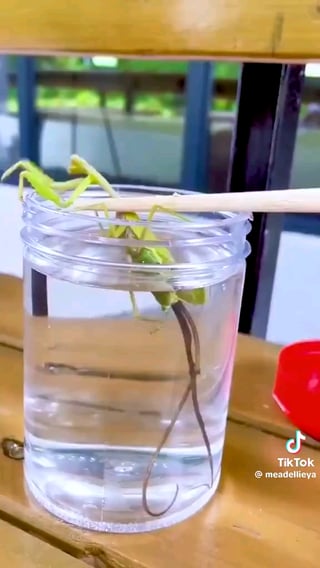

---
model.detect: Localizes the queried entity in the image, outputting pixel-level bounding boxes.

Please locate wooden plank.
[0,273,316,444]
[0,518,87,567]
[0,342,319,567]
[0,0,319,61]
[0,275,22,350]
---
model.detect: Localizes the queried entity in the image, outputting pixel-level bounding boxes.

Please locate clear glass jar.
[21,185,251,533]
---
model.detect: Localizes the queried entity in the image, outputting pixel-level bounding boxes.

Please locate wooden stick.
[99,188,320,213]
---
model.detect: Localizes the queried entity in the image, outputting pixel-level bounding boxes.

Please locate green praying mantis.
[1,154,207,316]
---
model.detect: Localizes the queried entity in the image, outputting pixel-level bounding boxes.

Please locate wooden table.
[0,273,320,567]
[0,0,319,62]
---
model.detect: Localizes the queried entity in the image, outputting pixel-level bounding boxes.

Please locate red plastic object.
[273,340,320,441]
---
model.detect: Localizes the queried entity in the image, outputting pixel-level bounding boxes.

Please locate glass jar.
[21,185,251,533]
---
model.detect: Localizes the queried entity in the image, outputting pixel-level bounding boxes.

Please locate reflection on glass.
[208,63,239,193]
[0,56,19,173]
[267,70,320,345]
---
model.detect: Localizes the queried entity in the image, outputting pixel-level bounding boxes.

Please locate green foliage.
[6,56,238,116]
[34,56,239,79]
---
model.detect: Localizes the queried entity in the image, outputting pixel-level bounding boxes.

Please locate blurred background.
[0,55,320,344]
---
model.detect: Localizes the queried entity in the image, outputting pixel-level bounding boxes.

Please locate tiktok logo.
[285,430,306,454]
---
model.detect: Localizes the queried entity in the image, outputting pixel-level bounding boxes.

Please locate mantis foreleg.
[64,175,92,207]
[52,178,85,192]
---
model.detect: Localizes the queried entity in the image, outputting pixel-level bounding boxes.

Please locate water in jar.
[23,256,244,533]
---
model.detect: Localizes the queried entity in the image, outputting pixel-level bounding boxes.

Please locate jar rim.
[24,184,252,232]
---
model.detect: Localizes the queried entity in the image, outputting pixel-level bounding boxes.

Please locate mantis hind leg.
[141,205,189,239]
[147,205,188,223]
[129,291,140,318]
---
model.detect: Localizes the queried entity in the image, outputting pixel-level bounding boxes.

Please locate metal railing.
[8,69,235,114]
[7,69,320,113]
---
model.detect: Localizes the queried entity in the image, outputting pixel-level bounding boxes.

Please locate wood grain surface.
[1,273,320,567]
[0,518,87,567]
[0,344,319,568]
[0,0,320,61]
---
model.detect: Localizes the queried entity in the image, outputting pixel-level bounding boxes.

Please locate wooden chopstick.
[99,188,320,213]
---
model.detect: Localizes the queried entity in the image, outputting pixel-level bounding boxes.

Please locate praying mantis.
[2,155,213,517]
[1,154,206,314]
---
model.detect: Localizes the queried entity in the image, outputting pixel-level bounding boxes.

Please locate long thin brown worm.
[175,301,213,487]
[141,300,194,516]
[142,300,213,517]
[141,383,191,516]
